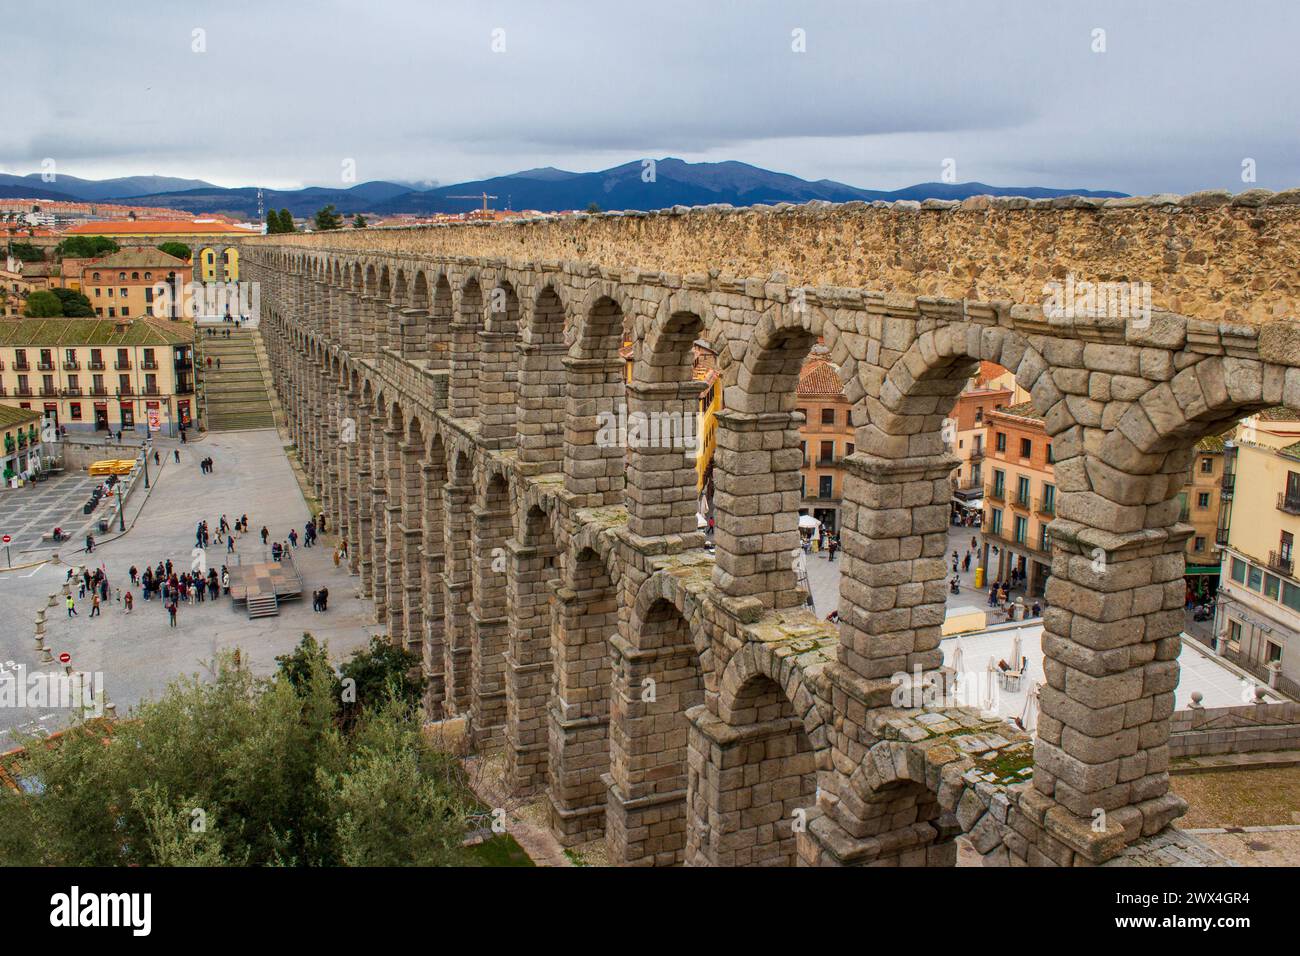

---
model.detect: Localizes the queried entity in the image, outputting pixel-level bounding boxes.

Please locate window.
[1264,574,1280,600]
[1266,642,1283,663]
[995,432,1006,453]
[1247,566,1263,591]
[107,288,113,297]
[69,403,81,420]
[144,272,151,280]
[1046,443,1054,464]
[974,407,984,423]
[131,272,139,280]
[1042,483,1056,514]
[1200,457,1214,474]
[1231,557,1247,584]
[990,508,1003,534]
[1194,536,1206,552]
[94,288,101,297]
[1016,475,1031,506]
[821,407,835,426]
[818,476,833,499]
[108,308,115,318]
[796,407,808,423]
[1281,531,1294,562]
[92,272,100,280]
[1197,492,1210,509]
[120,288,127,297]
[1227,620,1242,652]
[992,469,1005,497]
[65,348,75,364]
[121,308,129,317]
[118,272,126,280]
[1013,515,1028,544]
[845,442,854,457]
[819,440,834,464]
[1284,581,1300,613]
[800,440,807,466]
[1020,438,1032,458]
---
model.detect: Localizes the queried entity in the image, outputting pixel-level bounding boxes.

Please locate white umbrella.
[982,657,997,711]
[1010,628,1023,674]
[798,514,821,531]
[696,512,708,529]
[1021,680,1040,734]
[951,640,965,675]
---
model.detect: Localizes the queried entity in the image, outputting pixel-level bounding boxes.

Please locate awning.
[952,495,983,509]
[1184,564,1222,576]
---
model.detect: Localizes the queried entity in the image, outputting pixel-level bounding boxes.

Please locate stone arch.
[516,283,569,473]
[481,280,521,446]
[469,469,513,748]
[422,431,449,710]
[505,503,560,794]
[450,276,485,418]
[563,290,629,507]
[442,447,477,716]
[609,588,709,866]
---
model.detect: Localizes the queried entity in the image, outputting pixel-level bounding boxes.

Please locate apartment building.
[0,404,47,484]
[0,318,196,435]
[1214,408,1300,696]
[981,402,1056,597]
[797,350,854,531]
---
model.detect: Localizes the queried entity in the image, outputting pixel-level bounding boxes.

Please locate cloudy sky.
[4,0,1297,194]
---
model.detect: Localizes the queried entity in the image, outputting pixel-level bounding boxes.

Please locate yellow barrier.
[88,459,135,477]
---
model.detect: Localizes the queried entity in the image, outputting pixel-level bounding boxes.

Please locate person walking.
[67,595,77,617]
[124,590,134,613]
[174,448,180,463]
[261,526,269,545]
[227,534,235,553]
[167,600,178,628]
[90,593,101,618]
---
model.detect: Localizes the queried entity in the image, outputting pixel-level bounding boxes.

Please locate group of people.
[311,587,330,612]
[199,456,217,474]
[801,527,839,560]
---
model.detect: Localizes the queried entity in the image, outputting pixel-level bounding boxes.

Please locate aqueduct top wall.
[245,193,1300,868]
[250,190,1300,325]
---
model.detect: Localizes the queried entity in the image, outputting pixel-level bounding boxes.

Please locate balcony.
[1035,497,1056,517]
[1278,492,1300,516]
[37,361,54,372]
[62,386,82,397]
[39,386,58,397]
[90,386,108,397]
[969,448,985,464]
[116,386,135,397]
[1268,550,1294,577]
[88,359,105,371]
[1215,528,1231,547]
[12,361,29,372]
[114,360,131,370]
[62,360,80,371]
[142,385,161,396]
[141,359,159,370]
[1013,493,1032,510]
[815,456,839,468]
[14,386,31,397]
[986,484,1006,502]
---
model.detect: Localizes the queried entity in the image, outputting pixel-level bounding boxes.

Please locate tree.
[278,209,296,233]
[0,649,472,866]
[585,202,602,213]
[23,290,62,317]
[313,204,343,231]
[50,287,94,317]
[55,236,119,260]
[6,241,44,262]
[157,241,192,261]
[351,214,368,229]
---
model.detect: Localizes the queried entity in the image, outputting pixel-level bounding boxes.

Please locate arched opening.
[481,281,521,445]
[402,271,430,360]
[564,294,627,506]
[516,285,568,473]
[685,674,817,867]
[443,449,477,715]
[428,274,453,369]
[505,504,559,794]
[470,470,512,748]
[399,414,426,656]
[607,595,704,866]
[450,278,484,418]
[382,401,406,643]
[548,545,616,845]
[422,434,449,711]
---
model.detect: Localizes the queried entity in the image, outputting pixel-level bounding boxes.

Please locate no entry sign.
[1,534,10,543]
[58,652,71,664]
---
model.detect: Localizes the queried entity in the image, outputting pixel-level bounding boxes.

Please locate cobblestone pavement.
[0,473,100,555]
[0,429,376,748]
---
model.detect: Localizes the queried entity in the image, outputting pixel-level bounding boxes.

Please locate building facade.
[58,249,193,319]
[1215,431,1300,697]
[0,318,196,435]
[981,401,1056,596]
[0,404,46,485]
[796,350,854,531]
[59,219,258,282]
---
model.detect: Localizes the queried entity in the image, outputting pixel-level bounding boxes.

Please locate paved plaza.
[0,429,376,747]
[0,472,101,557]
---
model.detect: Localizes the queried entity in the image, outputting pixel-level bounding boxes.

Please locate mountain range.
[0,159,1126,219]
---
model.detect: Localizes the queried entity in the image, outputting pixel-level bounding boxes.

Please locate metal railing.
[1268,550,1294,576]
[1277,492,1300,516]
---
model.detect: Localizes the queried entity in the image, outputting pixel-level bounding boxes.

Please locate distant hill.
[0,172,218,201]
[0,160,1128,218]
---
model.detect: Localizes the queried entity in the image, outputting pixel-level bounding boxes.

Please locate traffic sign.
[1,534,10,543]
[58,652,71,664]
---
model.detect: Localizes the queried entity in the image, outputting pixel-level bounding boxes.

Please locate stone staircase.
[246,592,280,619]
[197,329,276,431]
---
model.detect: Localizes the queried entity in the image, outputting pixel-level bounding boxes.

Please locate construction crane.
[448,192,498,213]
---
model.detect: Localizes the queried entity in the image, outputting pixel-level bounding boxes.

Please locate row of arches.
[243,243,1300,866]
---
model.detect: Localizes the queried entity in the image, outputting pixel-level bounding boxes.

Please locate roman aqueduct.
[239,190,1300,866]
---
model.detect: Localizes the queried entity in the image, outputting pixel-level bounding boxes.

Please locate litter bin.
[974,566,985,589]
[97,519,109,534]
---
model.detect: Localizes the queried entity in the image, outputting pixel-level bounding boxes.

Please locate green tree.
[351,214,368,229]
[278,209,296,233]
[22,289,62,317]
[313,204,343,231]
[157,241,192,261]
[50,287,94,317]
[585,202,602,213]
[6,241,44,262]
[55,236,120,260]
[0,649,471,866]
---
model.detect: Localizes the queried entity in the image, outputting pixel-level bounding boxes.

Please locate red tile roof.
[63,220,258,236]
[798,356,844,398]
